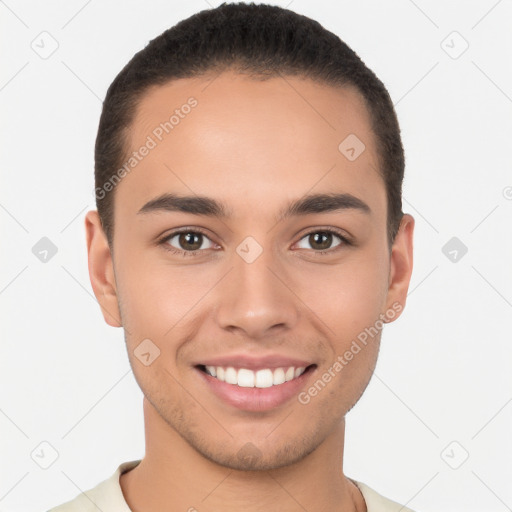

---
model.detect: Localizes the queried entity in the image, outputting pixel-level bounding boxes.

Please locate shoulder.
[47,460,141,512]
[351,479,417,512]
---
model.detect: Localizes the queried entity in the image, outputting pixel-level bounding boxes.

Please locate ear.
[85,210,122,327]
[383,213,414,321]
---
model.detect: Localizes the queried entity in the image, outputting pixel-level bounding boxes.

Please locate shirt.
[47,459,416,512]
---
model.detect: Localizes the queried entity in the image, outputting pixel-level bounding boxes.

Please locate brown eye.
[178,232,203,251]
[295,230,344,252]
[164,231,215,252]
[310,232,333,250]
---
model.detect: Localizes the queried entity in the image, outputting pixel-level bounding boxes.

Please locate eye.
[159,229,216,256]
[158,227,351,257]
[294,229,349,253]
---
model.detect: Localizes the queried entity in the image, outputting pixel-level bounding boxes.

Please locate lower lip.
[195,366,316,412]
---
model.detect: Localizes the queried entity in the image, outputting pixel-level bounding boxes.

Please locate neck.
[120,398,366,512]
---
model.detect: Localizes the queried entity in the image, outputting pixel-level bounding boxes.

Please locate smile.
[198,365,311,388]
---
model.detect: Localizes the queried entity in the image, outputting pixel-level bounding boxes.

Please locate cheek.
[113,249,168,338]
[114,260,194,389]
[114,251,214,343]
[294,252,389,338]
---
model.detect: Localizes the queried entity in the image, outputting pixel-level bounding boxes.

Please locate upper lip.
[196,354,315,371]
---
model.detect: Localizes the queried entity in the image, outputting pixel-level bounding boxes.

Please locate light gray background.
[1,1,511,511]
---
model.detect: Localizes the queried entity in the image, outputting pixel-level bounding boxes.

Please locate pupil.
[311,232,331,250]
[180,232,202,250]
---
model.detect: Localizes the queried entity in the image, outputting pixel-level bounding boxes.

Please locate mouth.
[195,364,317,388]
[194,362,317,412]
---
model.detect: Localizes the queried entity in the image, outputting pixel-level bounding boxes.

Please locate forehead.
[116,70,384,221]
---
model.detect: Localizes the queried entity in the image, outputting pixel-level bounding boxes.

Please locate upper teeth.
[204,366,306,388]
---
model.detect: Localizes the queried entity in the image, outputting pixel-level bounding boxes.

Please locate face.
[86,70,414,471]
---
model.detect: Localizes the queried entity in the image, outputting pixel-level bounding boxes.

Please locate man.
[49,3,415,511]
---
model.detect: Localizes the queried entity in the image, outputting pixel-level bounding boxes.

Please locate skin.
[86,70,414,512]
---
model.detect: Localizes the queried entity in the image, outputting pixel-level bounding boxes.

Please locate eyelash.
[157,227,352,258]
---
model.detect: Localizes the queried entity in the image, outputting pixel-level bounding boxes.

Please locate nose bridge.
[214,237,299,338]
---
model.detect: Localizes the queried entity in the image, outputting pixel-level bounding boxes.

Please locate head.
[86,2,414,471]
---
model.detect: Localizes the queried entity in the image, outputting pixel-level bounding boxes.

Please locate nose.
[213,243,300,340]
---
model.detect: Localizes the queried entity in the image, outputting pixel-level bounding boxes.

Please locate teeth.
[203,365,307,388]
[225,367,237,385]
[255,369,273,388]
[238,368,255,387]
[273,368,285,385]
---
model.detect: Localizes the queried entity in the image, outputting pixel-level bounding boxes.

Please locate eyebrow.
[137,192,371,221]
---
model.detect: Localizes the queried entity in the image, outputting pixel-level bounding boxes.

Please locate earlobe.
[384,213,415,322]
[85,210,122,327]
